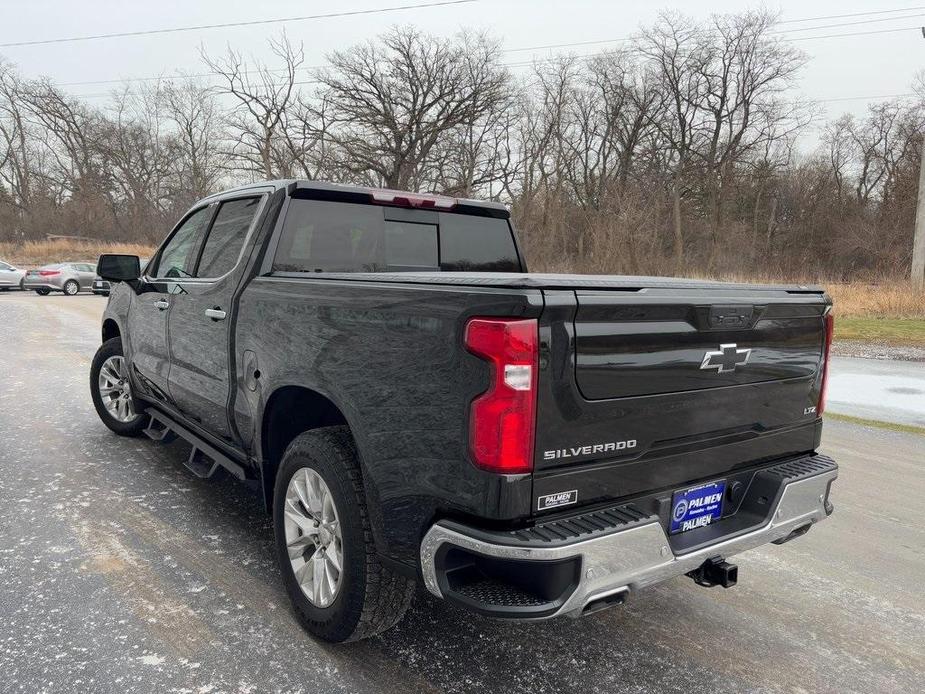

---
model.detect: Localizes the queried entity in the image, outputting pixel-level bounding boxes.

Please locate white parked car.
[0,260,27,290]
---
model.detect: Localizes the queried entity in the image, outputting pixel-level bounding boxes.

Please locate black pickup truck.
[92,180,838,642]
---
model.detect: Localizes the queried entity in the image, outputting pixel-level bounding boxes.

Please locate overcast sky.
[2,0,923,147]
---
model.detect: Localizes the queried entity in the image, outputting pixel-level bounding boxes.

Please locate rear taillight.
[39,270,60,276]
[818,312,835,415]
[464,318,538,474]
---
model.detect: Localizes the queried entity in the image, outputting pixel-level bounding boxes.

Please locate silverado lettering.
[543,440,637,460]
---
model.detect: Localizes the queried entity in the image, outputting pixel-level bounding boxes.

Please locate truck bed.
[271,270,825,294]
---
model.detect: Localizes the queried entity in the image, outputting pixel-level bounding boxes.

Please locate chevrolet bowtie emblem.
[700,343,751,373]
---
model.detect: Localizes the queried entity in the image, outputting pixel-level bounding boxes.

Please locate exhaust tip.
[581,588,629,616]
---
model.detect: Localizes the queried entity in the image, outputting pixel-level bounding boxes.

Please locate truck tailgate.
[533,286,830,512]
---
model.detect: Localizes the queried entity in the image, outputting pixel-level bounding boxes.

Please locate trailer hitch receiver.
[687,557,738,588]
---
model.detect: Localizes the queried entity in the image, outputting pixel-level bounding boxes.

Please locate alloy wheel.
[97,355,139,423]
[284,467,344,608]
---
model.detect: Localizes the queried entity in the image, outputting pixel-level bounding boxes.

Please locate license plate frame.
[669,480,726,535]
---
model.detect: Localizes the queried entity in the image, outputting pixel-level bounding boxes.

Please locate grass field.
[826,282,924,347]
[826,282,924,320]
[834,317,925,345]
[0,239,155,267]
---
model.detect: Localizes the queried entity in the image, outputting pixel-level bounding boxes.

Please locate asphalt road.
[1,292,923,694]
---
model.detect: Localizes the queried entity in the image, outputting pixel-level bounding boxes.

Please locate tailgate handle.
[708,305,754,329]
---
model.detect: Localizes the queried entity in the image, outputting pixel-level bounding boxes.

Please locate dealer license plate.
[669,480,726,534]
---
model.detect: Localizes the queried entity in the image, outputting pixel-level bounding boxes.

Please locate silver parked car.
[0,260,27,290]
[22,262,97,295]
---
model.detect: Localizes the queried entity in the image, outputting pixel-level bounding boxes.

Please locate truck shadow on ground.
[97,432,764,694]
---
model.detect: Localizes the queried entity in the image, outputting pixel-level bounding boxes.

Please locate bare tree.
[0,60,36,238]
[201,33,305,179]
[636,13,708,270]
[0,14,922,281]
[100,85,176,239]
[161,78,226,203]
[316,27,510,190]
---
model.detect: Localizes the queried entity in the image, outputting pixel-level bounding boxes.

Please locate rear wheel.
[273,427,414,642]
[63,279,79,295]
[35,288,50,296]
[90,337,146,436]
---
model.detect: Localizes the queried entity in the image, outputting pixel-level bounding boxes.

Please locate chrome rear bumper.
[420,456,837,619]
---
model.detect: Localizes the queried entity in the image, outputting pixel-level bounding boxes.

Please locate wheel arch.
[102,318,121,344]
[259,385,357,512]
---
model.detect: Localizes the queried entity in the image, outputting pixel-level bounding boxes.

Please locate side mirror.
[98,254,141,282]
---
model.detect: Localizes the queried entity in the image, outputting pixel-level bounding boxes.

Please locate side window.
[153,206,213,278]
[0,262,11,270]
[195,197,260,278]
[273,200,383,273]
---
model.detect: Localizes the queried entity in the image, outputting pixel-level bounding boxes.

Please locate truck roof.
[202,179,510,216]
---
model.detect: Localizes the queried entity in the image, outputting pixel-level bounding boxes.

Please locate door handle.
[154,299,169,311]
[205,307,227,321]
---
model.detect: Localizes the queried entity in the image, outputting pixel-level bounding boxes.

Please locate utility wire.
[777,5,925,24]
[48,6,925,93]
[773,12,925,33]
[788,25,923,41]
[0,0,476,48]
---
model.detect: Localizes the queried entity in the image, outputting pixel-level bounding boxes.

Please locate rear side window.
[274,201,383,273]
[273,199,518,273]
[195,197,260,277]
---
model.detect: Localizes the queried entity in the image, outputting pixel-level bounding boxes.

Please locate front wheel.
[90,337,146,436]
[273,427,414,642]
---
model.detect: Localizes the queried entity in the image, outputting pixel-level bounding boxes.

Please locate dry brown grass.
[0,239,155,267]
[670,272,923,320]
[827,282,925,319]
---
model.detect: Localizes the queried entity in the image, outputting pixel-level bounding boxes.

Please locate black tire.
[35,288,50,295]
[90,337,147,436]
[273,427,414,642]
[19,278,24,291]
[63,279,79,295]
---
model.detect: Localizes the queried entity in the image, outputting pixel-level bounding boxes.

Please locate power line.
[773,12,925,33]
[46,6,925,94]
[777,5,925,24]
[0,0,476,48]
[788,25,923,41]
[817,92,916,103]
[57,65,329,88]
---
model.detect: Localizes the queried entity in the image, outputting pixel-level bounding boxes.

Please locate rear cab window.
[272,198,521,274]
